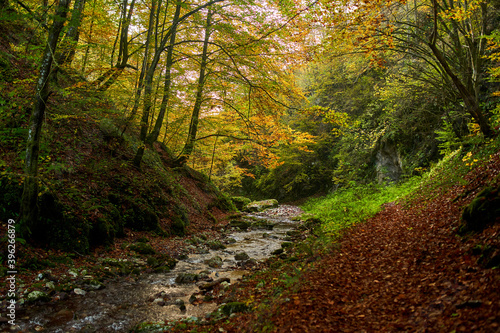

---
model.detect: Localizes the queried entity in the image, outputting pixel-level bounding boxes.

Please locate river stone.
[45,281,56,289]
[27,291,51,303]
[153,298,165,306]
[243,199,278,212]
[74,288,87,296]
[234,252,250,261]
[206,240,226,250]
[229,220,251,230]
[175,273,199,284]
[205,256,223,268]
[251,220,275,230]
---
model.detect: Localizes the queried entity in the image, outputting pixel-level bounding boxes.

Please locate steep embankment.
[0,15,236,309]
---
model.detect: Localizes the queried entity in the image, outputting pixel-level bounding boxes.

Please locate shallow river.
[14,205,302,332]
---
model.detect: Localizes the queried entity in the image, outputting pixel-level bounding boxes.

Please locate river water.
[13,205,303,333]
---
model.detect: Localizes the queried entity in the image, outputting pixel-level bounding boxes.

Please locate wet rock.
[225,238,237,244]
[49,309,74,324]
[198,271,210,280]
[45,281,56,289]
[251,220,275,230]
[234,252,250,261]
[189,294,198,304]
[68,269,78,278]
[54,292,68,301]
[198,278,230,291]
[74,288,87,296]
[175,273,199,284]
[205,256,223,268]
[286,230,302,238]
[206,240,226,250]
[229,220,251,231]
[271,248,284,255]
[27,291,51,303]
[281,242,293,249]
[237,258,258,269]
[195,247,210,254]
[153,298,165,306]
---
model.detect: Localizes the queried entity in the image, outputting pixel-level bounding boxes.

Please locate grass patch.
[301,177,422,237]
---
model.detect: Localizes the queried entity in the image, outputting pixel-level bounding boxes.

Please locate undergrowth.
[302,133,500,239]
[301,177,421,237]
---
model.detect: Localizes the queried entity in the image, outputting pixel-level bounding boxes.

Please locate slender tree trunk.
[82,0,96,73]
[20,0,71,238]
[92,0,136,91]
[177,9,212,164]
[132,0,224,168]
[121,0,158,135]
[57,0,86,66]
[146,3,181,145]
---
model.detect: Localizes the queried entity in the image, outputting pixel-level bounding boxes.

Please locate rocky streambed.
[9,205,304,332]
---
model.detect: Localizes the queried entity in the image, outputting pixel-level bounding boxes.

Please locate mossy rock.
[170,204,189,236]
[212,194,237,212]
[206,240,226,250]
[234,252,250,261]
[460,186,500,234]
[147,254,177,272]
[251,220,275,230]
[231,196,252,211]
[204,256,223,268]
[175,273,199,284]
[129,242,156,255]
[27,291,51,303]
[299,217,323,231]
[220,302,249,316]
[243,199,278,212]
[229,220,251,231]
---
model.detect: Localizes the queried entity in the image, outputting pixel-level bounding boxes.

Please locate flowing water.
[12,205,303,333]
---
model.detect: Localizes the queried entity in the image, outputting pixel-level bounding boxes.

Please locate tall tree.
[132,0,224,168]
[20,0,71,238]
[176,9,213,164]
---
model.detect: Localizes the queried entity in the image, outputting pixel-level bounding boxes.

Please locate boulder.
[27,291,51,303]
[205,256,223,268]
[243,199,278,212]
[234,252,250,261]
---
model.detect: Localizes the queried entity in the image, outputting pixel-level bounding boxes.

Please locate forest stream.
[13,205,303,333]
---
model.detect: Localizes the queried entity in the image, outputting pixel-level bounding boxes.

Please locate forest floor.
[169,151,500,332]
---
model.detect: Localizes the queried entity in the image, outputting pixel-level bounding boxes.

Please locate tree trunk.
[57,0,86,66]
[145,3,181,145]
[176,9,213,164]
[20,0,71,238]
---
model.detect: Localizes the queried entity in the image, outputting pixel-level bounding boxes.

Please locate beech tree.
[20,0,71,237]
[314,0,498,138]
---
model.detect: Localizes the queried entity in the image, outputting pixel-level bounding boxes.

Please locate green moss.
[460,186,500,234]
[129,242,156,255]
